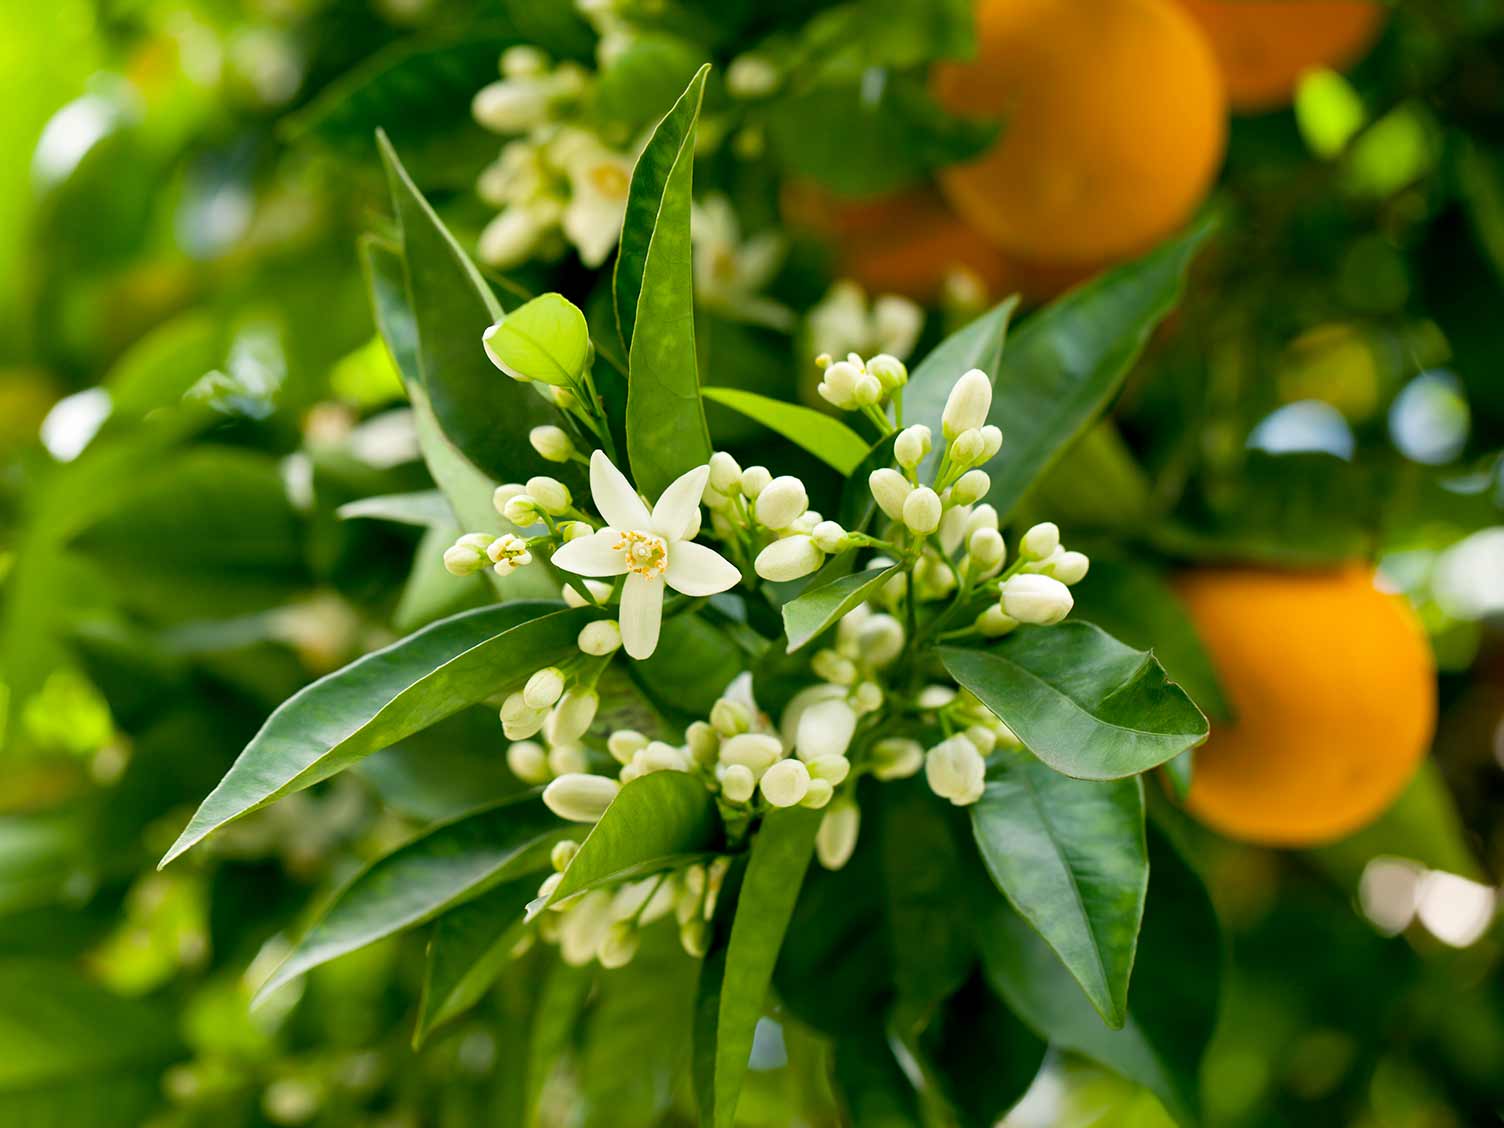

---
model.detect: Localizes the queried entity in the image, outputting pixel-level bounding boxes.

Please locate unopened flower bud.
[686,721,719,763]
[894,424,932,470]
[796,698,858,760]
[1051,550,1090,585]
[493,482,526,514]
[530,425,575,463]
[709,451,742,493]
[816,800,860,869]
[1019,522,1060,561]
[502,706,547,741]
[853,373,883,406]
[547,743,587,776]
[1001,573,1074,625]
[917,685,957,709]
[952,469,990,506]
[720,763,756,803]
[811,649,857,686]
[950,428,985,466]
[902,487,942,535]
[851,680,884,714]
[560,521,593,543]
[817,360,863,410]
[969,527,1006,571]
[551,839,579,871]
[856,614,905,667]
[680,916,709,957]
[925,735,987,806]
[942,368,992,439]
[967,504,999,536]
[868,353,908,391]
[542,773,620,822]
[872,737,924,780]
[725,53,780,98]
[740,465,772,498]
[636,740,691,774]
[868,468,912,522]
[964,725,998,757]
[976,604,1019,637]
[598,920,639,969]
[503,493,542,526]
[806,755,851,785]
[526,476,571,515]
[760,758,811,807]
[811,520,850,554]
[755,535,825,582]
[710,698,751,737]
[719,732,783,775]
[550,687,598,743]
[578,619,622,655]
[443,532,495,576]
[755,476,809,530]
[800,778,834,808]
[978,424,1003,461]
[507,740,550,784]
[607,729,648,764]
[524,667,566,709]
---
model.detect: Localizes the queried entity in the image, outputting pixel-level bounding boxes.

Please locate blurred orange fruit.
[1176,566,1435,846]
[1175,0,1386,112]
[932,0,1226,268]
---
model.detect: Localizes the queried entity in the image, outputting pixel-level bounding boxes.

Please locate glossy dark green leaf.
[258,796,563,1001]
[613,64,708,351]
[414,877,539,1045]
[547,771,721,906]
[619,67,713,497]
[902,296,1018,464]
[161,603,586,866]
[702,387,869,475]
[914,971,1046,1128]
[982,218,1215,518]
[695,807,821,1128]
[940,625,1208,780]
[977,829,1220,1127]
[630,612,747,721]
[337,489,454,528]
[971,751,1148,1027]
[832,1028,923,1128]
[781,565,903,653]
[1071,558,1231,723]
[378,133,555,483]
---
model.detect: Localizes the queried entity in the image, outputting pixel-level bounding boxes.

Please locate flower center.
[616,530,668,577]
[590,162,630,199]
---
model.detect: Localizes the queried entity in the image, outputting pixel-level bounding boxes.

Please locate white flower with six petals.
[552,451,740,660]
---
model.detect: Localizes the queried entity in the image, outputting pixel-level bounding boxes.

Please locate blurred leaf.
[781,565,901,653]
[415,878,538,1046]
[483,293,592,387]
[980,219,1214,519]
[161,603,586,866]
[378,134,556,484]
[337,489,454,527]
[1070,557,1231,722]
[0,959,179,1125]
[978,829,1219,1126]
[695,807,821,1128]
[702,387,869,475]
[594,33,711,136]
[831,1028,922,1127]
[547,772,721,906]
[621,66,714,498]
[258,795,562,1000]
[971,752,1147,1027]
[354,706,519,823]
[104,310,227,419]
[941,626,1208,780]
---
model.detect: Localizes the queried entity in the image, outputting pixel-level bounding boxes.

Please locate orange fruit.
[1176,566,1435,847]
[1175,0,1386,113]
[932,0,1226,268]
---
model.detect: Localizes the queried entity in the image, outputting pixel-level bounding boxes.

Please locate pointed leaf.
[702,387,869,475]
[546,771,721,906]
[621,67,714,498]
[694,806,821,1128]
[258,796,564,1001]
[977,829,1220,1127]
[378,132,554,482]
[482,292,591,387]
[940,624,1208,780]
[415,878,539,1046]
[782,565,903,653]
[970,751,1147,1027]
[161,604,587,865]
[338,489,454,527]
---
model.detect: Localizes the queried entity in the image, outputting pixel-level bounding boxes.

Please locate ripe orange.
[1175,566,1435,847]
[1175,0,1386,113]
[932,0,1226,268]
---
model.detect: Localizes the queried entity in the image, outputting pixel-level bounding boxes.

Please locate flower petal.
[651,464,710,540]
[665,540,741,597]
[551,529,628,577]
[619,571,664,660]
[590,450,651,531]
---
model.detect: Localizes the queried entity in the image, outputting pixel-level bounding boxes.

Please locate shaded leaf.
[832,1028,923,1128]
[781,564,903,653]
[415,877,538,1045]
[162,604,586,865]
[630,612,747,721]
[702,387,869,475]
[940,625,1208,780]
[970,752,1147,1026]
[914,971,1046,1128]
[337,489,454,528]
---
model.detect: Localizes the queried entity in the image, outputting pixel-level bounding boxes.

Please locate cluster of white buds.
[916,686,1023,807]
[978,522,1090,636]
[814,351,908,413]
[493,476,575,526]
[700,451,850,585]
[502,664,602,753]
[807,280,924,363]
[442,530,537,578]
[472,47,589,136]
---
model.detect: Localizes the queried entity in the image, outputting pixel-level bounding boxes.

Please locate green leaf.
[970,751,1147,1027]
[982,218,1214,518]
[781,565,903,653]
[378,132,555,483]
[546,771,721,906]
[594,32,711,137]
[482,293,592,387]
[1071,558,1231,723]
[940,625,1208,780]
[702,387,869,475]
[619,66,714,498]
[832,1029,923,1128]
[161,603,587,866]
[914,972,1046,1128]
[902,296,1018,460]
[977,829,1219,1127]
[337,490,454,527]
[631,612,748,720]
[695,807,821,1128]
[258,796,563,1001]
